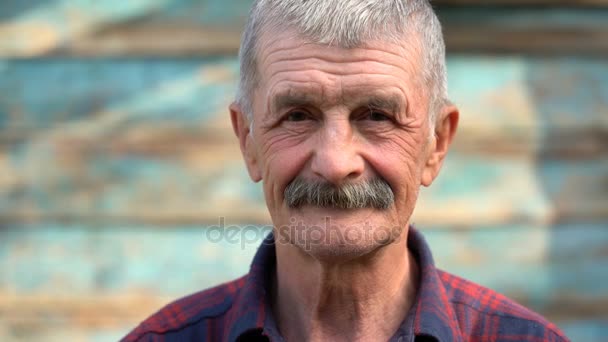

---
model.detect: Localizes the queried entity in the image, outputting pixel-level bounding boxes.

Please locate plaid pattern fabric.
[122,228,570,342]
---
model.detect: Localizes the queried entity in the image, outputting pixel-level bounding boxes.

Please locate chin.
[274,211,405,263]
[299,238,384,263]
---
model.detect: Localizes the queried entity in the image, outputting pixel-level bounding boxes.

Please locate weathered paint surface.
[1,2,608,56]
[0,58,239,135]
[0,54,606,342]
[0,57,606,226]
[0,224,607,341]
[2,224,607,299]
[0,1,607,341]
[1,56,606,150]
[0,0,252,56]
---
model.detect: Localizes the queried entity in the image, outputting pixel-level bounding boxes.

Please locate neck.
[272,228,419,342]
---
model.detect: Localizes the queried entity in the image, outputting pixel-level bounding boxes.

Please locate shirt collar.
[229,227,462,342]
[408,227,463,342]
[226,233,282,341]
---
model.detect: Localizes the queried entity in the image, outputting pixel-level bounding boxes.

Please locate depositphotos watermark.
[204,217,403,251]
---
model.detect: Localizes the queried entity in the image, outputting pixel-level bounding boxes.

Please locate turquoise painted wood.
[1,1,607,341]
[1,223,607,300]
[0,0,252,25]
[0,58,240,135]
[0,223,606,341]
[1,2,608,56]
[1,149,606,225]
[1,57,605,144]
[0,57,606,225]
[439,7,608,28]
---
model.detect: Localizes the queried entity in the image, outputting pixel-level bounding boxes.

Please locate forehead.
[254,30,425,102]
[257,30,421,72]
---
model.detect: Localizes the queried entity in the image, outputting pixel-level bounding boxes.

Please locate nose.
[310,118,365,185]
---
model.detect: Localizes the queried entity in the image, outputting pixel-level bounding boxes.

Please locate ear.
[229,102,262,182]
[421,104,459,187]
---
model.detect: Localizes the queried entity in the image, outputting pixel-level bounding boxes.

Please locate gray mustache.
[284,177,394,210]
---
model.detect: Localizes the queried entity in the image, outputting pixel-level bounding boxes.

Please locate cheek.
[363,132,428,201]
[258,132,312,208]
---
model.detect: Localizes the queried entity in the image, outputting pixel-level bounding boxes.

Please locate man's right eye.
[285,110,309,122]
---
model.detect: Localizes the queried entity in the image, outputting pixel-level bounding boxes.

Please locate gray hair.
[236,0,448,126]
[284,176,394,209]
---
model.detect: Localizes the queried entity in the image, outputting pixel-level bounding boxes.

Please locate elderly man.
[123,0,569,341]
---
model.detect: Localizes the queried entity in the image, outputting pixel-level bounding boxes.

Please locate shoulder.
[121,276,247,342]
[437,269,570,341]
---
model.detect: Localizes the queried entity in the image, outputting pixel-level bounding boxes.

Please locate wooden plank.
[0,223,606,301]
[0,294,605,340]
[0,319,606,342]
[0,58,240,143]
[1,57,606,154]
[47,23,242,57]
[434,0,608,6]
[440,9,608,54]
[0,223,606,340]
[559,319,608,342]
[448,56,608,158]
[0,221,608,300]
[0,0,250,57]
[0,58,606,226]
[415,155,608,226]
[1,4,608,56]
[0,321,133,342]
[0,154,606,226]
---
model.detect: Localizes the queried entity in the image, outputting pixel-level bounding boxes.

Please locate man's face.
[232,31,453,260]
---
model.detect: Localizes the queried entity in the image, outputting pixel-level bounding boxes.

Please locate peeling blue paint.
[0,58,239,130]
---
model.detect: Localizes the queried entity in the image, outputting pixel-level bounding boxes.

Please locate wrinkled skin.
[230,29,459,341]
[231,31,458,261]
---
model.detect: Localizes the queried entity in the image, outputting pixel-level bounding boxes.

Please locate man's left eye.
[367,111,390,121]
[285,110,310,122]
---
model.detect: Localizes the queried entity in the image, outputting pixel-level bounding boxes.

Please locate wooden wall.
[0,1,607,341]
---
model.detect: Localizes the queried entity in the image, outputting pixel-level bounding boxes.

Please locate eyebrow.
[269,90,406,115]
[270,91,318,114]
[362,94,405,114]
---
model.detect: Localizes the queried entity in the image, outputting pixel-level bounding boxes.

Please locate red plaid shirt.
[123,227,570,341]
